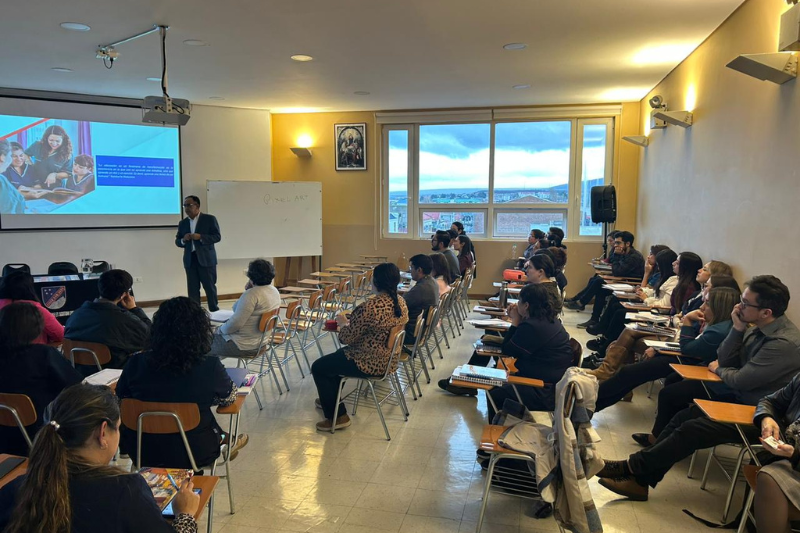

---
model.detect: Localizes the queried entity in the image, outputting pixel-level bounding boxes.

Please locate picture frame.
[334,123,366,171]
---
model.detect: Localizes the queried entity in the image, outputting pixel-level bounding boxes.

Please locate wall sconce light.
[290,147,312,157]
[726,52,797,84]
[651,109,693,128]
[622,135,649,147]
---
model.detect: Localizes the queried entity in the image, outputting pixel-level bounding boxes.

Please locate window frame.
[418,207,489,239]
[380,111,616,242]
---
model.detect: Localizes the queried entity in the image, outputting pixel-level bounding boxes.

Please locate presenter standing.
[176,195,221,312]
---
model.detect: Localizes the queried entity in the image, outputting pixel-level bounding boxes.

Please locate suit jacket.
[175,213,221,268]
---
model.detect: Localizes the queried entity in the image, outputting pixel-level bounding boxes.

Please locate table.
[361,255,388,261]
[310,271,350,279]
[278,286,315,293]
[297,278,336,287]
[671,362,721,401]
[0,454,219,522]
[336,263,369,269]
[694,399,761,471]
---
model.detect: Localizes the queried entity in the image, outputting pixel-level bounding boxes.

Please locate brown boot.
[598,476,649,501]
[315,414,352,432]
[585,341,630,381]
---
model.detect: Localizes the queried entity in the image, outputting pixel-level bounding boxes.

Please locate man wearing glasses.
[175,195,222,312]
[596,275,800,501]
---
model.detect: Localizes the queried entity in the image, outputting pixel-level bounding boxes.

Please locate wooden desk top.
[478,425,525,455]
[326,267,351,272]
[0,454,27,490]
[311,272,350,278]
[694,399,756,426]
[279,286,314,293]
[669,363,722,382]
[297,278,336,286]
[0,454,218,521]
[508,375,545,388]
[336,263,366,268]
[361,255,388,260]
[334,266,367,272]
[217,394,246,415]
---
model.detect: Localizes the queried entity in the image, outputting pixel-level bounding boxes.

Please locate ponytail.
[372,262,403,317]
[5,385,123,533]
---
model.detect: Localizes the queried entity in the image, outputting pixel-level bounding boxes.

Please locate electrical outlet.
[133,277,143,283]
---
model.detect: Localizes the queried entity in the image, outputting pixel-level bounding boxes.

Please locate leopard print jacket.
[339,293,408,375]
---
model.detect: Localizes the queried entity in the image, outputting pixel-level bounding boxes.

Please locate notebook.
[451,364,508,387]
[625,312,670,323]
[474,340,503,354]
[209,309,234,323]
[634,323,676,336]
[83,368,123,387]
[468,319,511,329]
[226,368,259,395]
[604,283,635,292]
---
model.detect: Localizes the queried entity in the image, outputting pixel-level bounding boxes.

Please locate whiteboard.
[206,181,322,260]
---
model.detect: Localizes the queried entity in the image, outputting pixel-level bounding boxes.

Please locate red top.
[0,299,65,345]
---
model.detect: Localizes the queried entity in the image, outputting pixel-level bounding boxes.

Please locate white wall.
[636,0,800,317]
[0,104,272,301]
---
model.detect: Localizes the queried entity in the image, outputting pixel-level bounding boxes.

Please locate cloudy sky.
[388,122,607,193]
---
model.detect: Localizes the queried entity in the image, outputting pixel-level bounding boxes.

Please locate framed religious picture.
[334,123,366,171]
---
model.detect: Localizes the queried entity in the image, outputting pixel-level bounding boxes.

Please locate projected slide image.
[0,115,181,216]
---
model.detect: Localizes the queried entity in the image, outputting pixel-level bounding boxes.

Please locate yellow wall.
[272,104,641,295]
[636,0,799,316]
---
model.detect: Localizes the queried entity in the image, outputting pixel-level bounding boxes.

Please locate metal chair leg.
[366,380,391,441]
[687,449,699,479]
[330,377,347,435]
[476,454,499,533]
[701,446,715,489]
[722,447,749,522]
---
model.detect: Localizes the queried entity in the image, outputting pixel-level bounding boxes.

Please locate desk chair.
[0,393,37,450]
[398,314,427,400]
[47,261,79,276]
[342,273,366,309]
[331,326,409,440]
[280,300,314,373]
[476,381,577,533]
[91,260,111,273]
[249,310,293,394]
[1,263,30,277]
[295,289,327,360]
[61,339,112,373]
[120,399,229,533]
[420,304,446,362]
[456,266,474,320]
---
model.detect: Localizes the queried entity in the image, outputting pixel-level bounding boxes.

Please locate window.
[418,124,490,204]
[386,129,410,234]
[381,112,615,240]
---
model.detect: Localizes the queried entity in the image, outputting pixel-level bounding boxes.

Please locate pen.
[166,473,180,491]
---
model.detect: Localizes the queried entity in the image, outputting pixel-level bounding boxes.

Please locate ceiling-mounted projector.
[142,96,191,126]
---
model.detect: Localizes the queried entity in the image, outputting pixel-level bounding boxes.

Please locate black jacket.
[175,213,221,268]
[116,351,235,469]
[502,317,574,384]
[610,248,645,279]
[0,473,188,532]
[754,372,800,435]
[401,276,439,342]
[64,300,151,370]
[0,344,82,455]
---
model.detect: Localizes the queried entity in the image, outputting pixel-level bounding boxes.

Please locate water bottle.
[511,243,518,260]
[499,281,508,308]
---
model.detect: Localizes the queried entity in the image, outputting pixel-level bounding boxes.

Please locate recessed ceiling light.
[60,22,90,32]
[146,77,162,82]
[208,96,225,100]
[51,67,73,73]
[291,54,313,62]
[183,39,208,46]
[503,43,527,51]
[512,84,530,90]
[354,91,370,96]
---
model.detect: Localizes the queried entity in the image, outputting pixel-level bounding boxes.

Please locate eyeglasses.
[182,203,197,207]
[739,297,763,310]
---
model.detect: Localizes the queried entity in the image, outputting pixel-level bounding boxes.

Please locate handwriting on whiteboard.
[263,194,309,206]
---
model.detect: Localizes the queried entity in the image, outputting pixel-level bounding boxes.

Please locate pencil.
[166,472,180,491]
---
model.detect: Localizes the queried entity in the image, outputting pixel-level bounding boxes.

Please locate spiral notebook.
[451,364,508,387]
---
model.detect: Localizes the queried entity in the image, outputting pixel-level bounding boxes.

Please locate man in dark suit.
[176,195,221,311]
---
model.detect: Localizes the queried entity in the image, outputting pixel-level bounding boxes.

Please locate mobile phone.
[162,488,202,517]
[762,436,784,450]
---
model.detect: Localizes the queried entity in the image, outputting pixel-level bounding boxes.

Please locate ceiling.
[1,0,746,112]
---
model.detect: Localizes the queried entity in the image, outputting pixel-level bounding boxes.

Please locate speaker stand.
[602,222,610,259]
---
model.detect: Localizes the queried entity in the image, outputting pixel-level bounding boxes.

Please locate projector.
[142,96,191,126]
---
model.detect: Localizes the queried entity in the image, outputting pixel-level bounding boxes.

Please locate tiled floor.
[151,300,746,533]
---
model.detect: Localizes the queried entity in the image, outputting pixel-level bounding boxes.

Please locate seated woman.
[211,259,281,358]
[311,263,408,432]
[0,302,82,455]
[753,375,800,533]
[548,246,568,293]
[0,384,201,533]
[526,253,563,314]
[430,253,452,295]
[0,271,64,345]
[117,297,247,469]
[594,286,740,425]
[453,234,474,277]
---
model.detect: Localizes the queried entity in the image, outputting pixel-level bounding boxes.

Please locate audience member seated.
[450,221,476,260]
[682,260,734,316]
[579,244,670,331]
[596,275,800,501]
[565,230,644,311]
[592,286,740,413]
[402,254,439,345]
[311,263,408,432]
[210,259,281,359]
[430,253,453,295]
[526,254,563,315]
[117,297,245,469]
[521,229,547,264]
[545,246,568,293]
[0,303,81,455]
[64,269,151,372]
[753,373,800,533]
[453,235,474,277]
[431,230,461,281]
[547,226,566,248]
[583,249,678,356]
[440,284,573,414]
[0,384,201,533]
[0,271,64,345]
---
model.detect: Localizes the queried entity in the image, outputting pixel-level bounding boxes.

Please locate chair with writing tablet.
[62,339,112,374]
[0,393,37,451]
[120,399,230,532]
[1,264,30,277]
[398,313,427,400]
